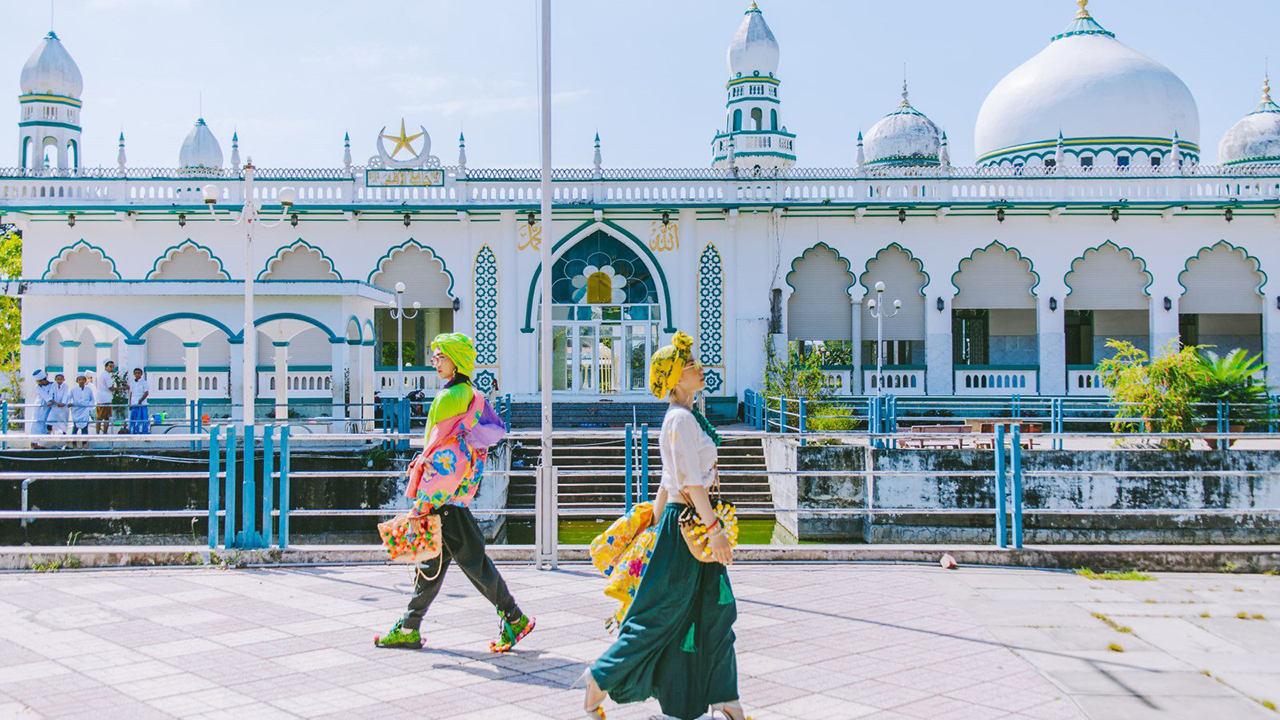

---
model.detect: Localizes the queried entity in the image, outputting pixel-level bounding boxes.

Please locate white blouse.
[658,404,718,497]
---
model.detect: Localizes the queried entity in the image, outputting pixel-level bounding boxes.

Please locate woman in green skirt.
[581,331,751,720]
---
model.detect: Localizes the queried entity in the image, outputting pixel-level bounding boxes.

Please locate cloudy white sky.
[3,0,1276,168]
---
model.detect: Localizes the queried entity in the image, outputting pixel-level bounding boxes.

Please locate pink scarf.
[406,389,488,512]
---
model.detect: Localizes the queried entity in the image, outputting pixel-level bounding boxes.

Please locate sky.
[3,0,1278,169]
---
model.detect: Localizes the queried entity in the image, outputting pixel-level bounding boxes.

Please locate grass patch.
[1264,568,1278,577]
[1253,613,1267,620]
[1075,568,1154,581]
[1234,611,1268,620]
[1262,700,1276,711]
[1107,643,1124,652]
[1199,612,1211,618]
[1091,612,1133,634]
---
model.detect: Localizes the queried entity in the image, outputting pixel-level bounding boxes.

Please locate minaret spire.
[457,131,467,174]
[229,129,240,169]
[342,131,352,171]
[117,130,126,174]
[592,132,602,177]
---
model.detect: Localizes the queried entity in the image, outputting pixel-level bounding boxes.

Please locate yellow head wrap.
[648,331,694,399]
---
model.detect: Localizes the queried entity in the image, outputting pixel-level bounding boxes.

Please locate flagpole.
[536,0,556,570]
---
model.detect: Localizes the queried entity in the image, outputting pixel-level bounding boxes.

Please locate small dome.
[974,1,1200,166]
[1219,76,1280,166]
[863,84,942,167]
[727,2,779,79]
[20,31,83,98]
[178,118,224,171]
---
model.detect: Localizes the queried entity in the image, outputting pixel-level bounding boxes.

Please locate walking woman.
[582,331,750,720]
[375,333,535,653]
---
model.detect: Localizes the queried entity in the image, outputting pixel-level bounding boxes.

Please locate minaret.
[116,131,126,174]
[230,130,241,169]
[1170,130,1182,171]
[855,131,865,167]
[342,131,352,172]
[457,132,467,174]
[1055,131,1066,168]
[939,132,950,168]
[712,3,795,170]
[19,31,84,171]
[592,132,602,178]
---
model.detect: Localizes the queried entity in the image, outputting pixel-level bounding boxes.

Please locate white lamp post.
[388,281,420,398]
[203,165,297,427]
[866,281,901,398]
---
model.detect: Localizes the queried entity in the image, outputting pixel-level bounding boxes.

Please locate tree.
[0,226,20,403]
[1097,339,1205,448]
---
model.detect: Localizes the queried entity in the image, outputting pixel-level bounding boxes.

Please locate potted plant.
[1195,349,1268,449]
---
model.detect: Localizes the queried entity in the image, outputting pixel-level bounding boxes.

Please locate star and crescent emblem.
[380,119,424,159]
[374,118,436,169]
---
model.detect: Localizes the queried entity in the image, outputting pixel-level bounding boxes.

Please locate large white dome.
[974,3,1199,167]
[20,31,83,98]
[863,86,942,167]
[1219,77,1280,166]
[726,2,778,79]
[178,118,224,172]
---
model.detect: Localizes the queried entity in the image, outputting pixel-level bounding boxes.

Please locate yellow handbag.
[678,467,739,563]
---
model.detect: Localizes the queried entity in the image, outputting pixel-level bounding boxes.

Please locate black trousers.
[399,504,521,631]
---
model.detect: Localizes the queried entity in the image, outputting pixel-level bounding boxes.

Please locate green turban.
[431,332,476,378]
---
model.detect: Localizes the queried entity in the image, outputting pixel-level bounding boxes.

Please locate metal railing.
[3,424,1278,558]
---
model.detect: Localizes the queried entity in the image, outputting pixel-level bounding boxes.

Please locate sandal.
[713,701,753,720]
[575,669,607,719]
[489,610,535,653]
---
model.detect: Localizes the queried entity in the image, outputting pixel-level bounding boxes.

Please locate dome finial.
[900,64,910,107]
[1076,0,1091,19]
[1264,73,1273,105]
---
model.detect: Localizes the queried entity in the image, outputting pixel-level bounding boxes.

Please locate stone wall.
[763,439,1280,544]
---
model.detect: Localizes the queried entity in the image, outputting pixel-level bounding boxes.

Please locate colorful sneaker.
[489,611,535,653]
[374,620,423,649]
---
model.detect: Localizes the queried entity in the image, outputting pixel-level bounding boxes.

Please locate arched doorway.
[544,230,661,394]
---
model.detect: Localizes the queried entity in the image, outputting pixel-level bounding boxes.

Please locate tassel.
[718,575,734,605]
[680,623,697,653]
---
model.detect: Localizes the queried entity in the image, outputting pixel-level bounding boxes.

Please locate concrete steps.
[507,436,772,512]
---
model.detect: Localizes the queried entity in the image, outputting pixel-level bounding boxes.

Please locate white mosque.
[7,1,1280,423]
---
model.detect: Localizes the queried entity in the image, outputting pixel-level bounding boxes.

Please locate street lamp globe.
[412,301,421,310]
[875,281,885,293]
[893,299,902,309]
[867,298,876,310]
[395,282,406,293]
[277,187,298,207]
[202,184,219,204]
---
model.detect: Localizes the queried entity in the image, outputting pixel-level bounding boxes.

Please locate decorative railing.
[5,164,1280,210]
[376,368,441,394]
[147,371,226,399]
[864,368,927,395]
[1067,368,1107,396]
[955,367,1038,396]
[259,370,332,398]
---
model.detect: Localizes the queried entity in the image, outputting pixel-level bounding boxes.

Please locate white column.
[1037,293,1066,396]
[925,292,953,395]
[347,340,363,421]
[273,342,289,421]
[94,342,114,378]
[1265,294,1280,393]
[849,294,863,395]
[361,341,376,422]
[19,338,41,433]
[123,340,146,380]
[1150,290,1181,357]
[228,340,244,422]
[183,342,201,412]
[330,338,348,428]
[60,341,80,383]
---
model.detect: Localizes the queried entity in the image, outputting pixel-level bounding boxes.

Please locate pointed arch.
[1059,239,1152,310]
[521,220,675,333]
[1178,240,1266,296]
[42,239,121,280]
[859,242,929,297]
[146,238,231,280]
[951,240,1040,309]
[258,239,342,281]
[366,239,455,297]
[786,241,855,298]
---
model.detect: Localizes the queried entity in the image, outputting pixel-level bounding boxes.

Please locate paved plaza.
[0,563,1276,719]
